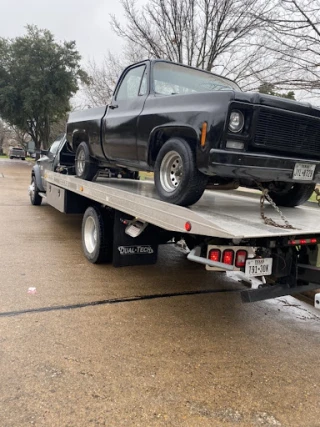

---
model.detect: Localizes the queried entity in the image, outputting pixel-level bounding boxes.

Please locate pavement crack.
[0,288,240,318]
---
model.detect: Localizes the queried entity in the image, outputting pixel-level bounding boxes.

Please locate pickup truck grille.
[253,108,320,158]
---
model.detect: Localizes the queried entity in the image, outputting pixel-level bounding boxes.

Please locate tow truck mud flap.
[112,211,158,267]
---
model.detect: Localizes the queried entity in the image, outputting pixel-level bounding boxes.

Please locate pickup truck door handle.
[109,104,119,110]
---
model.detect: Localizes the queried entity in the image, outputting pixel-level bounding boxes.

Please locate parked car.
[9,147,25,160]
[66,59,320,207]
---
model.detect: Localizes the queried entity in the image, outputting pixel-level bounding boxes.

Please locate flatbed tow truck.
[37,170,320,304]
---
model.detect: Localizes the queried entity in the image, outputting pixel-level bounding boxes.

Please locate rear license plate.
[293,163,315,180]
[245,258,273,277]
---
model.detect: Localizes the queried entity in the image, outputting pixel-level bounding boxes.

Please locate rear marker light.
[209,249,221,262]
[185,222,192,232]
[235,250,247,268]
[311,238,317,244]
[222,250,234,265]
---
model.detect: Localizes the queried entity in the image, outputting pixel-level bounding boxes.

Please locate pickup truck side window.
[116,65,146,101]
[153,61,240,95]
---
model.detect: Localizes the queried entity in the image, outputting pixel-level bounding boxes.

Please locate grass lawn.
[0,155,34,161]
[309,191,318,203]
[139,171,154,180]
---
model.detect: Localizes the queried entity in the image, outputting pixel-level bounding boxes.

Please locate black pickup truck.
[67,59,320,207]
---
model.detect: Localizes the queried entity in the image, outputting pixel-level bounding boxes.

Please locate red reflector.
[311,238,317,244]
[289,240,296,245]
[209,249,221,262]
[222,250,234,265]
[185,222,192,232]
[235,250,247,268]
[300,239,307,245]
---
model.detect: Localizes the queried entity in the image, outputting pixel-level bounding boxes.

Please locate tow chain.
[315,187,320,207]
[256,182,295,230]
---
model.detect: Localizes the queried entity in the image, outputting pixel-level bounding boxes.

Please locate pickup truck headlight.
[228,110,244,133]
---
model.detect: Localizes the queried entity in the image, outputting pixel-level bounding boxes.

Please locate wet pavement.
[0,159,320,427]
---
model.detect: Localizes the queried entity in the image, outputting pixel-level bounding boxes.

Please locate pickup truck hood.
[233,91,320,118]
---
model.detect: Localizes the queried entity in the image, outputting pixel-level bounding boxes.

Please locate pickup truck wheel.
[29,175,42,206]
[268,183,315,207]
[75,142,98,181]
[154,138,208,206]
[82,206,113,264]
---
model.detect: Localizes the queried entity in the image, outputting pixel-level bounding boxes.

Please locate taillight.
[289,238,318,245]
[209,249,221,262]
[235,250,247,268]
[222,250,234,265]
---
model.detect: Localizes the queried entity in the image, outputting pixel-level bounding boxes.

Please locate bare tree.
[82,53,121,106]
[255,0,320,93]
[110,0,274,80]
[83,0,320,102]
[82,49,146,107]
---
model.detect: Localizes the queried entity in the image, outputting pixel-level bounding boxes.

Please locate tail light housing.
[235,250,247,268]
[209,249,221,262]
[222,250,234,265]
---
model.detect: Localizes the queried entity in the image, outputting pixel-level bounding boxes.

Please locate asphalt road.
[0,159,320,427]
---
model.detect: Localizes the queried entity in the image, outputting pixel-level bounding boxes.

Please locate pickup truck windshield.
[153,62,240,95]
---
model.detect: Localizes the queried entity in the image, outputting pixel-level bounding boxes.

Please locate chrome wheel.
[76,148,86,176]
[159,150,183,193]
[84,216,97,254]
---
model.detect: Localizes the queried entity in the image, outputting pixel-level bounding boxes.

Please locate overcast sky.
[0,0,140,64]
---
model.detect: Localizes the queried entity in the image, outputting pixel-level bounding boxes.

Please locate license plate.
[293,163,315,181]
[245,258,273,277]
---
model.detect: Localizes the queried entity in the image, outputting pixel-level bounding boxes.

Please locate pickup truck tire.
[82,206,113,264]
[30,175,42,206]
[154,138,208,206]
[268,183,315,207]
[75,142,98,181]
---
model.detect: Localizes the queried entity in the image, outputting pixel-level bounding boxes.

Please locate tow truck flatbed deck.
[45,171,320,240]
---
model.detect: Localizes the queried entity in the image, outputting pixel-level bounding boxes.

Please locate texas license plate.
[293,163,315,180]
[245,258,273,277]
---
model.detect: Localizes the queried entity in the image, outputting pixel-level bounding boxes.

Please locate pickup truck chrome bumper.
[206,148,320,183]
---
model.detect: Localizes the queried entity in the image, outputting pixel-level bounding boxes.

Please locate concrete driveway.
[0,159,319,427]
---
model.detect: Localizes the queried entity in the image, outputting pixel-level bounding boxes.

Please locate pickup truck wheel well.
[72,132,89,152]
[149,127,198,166]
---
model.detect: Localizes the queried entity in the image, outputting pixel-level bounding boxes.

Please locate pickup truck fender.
[70,129,90,151]
[31,164,45,192]
[147,124,201,166]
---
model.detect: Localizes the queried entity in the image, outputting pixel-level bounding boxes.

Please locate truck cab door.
[102,63,148,163]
